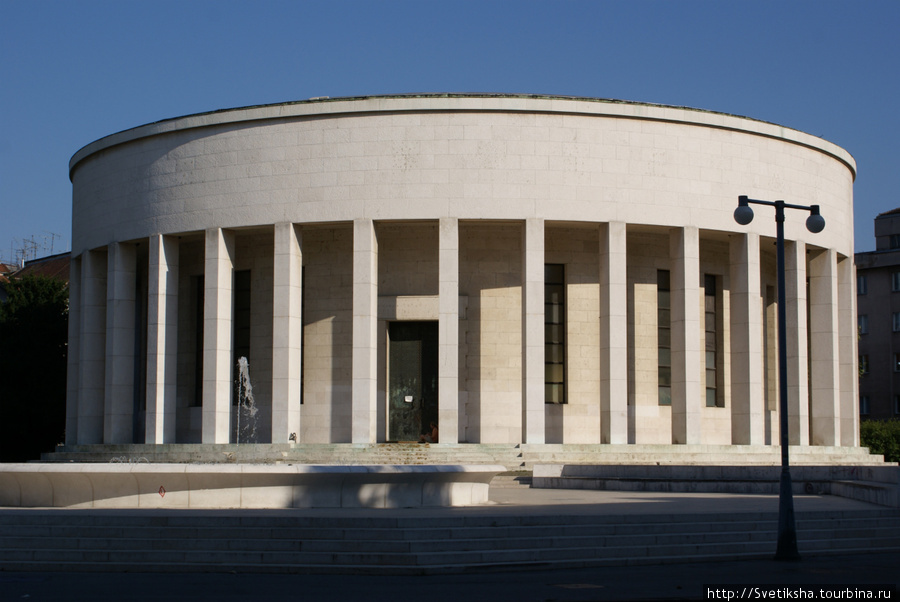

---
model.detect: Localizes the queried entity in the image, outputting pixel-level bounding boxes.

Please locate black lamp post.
[733,195,824,561]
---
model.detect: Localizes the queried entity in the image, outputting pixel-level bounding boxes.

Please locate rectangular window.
[895,395,900,415]
[891,234,900,249]
[894,313,900,333]
[892,272,900,292]
[704,274,723,407]
[658,270,671,406]
[893,353,900,372]
[192,275,204,407]
[764,286,777,411]
[233,269,252,361]
[857,274,867,295]
[860,395,870,415]
[859,354,869,375]
[300,266,305,405]
[545,264,566,404]
[859,314,868,335]
[134,263,148,419]
[232,269,252,406]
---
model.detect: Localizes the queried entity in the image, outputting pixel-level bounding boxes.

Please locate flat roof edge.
[69,93,857,180]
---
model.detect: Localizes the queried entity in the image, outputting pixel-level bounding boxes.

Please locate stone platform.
[0,463,505,509]
[2,489,898,575]
[42,442,891,471]
[533,464,900,507]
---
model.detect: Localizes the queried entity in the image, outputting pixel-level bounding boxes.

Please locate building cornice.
[69,93,857,181]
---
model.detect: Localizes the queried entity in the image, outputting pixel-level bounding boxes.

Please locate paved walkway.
[3,486,881,519]
[1,489,897,601]
[1,551,897,601]
[486,486,884,516]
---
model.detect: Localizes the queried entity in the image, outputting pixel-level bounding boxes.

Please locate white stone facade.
[66,94,858,449]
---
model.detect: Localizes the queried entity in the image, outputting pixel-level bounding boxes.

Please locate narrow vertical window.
[133,262,148,443]
[192,275,204,407]
[704,274,722,407]
[764,286,777,411]
[893,353,900,372]
[300,265,305,405]
[859,354,869,375]
[893,313,900,333]
[545,264,566,404]
[857,274,867,295]
[233,269,252,371]
[858,314,868,335]
[658,270,671,406]
[892,272,900,292]
[859,395,870,416]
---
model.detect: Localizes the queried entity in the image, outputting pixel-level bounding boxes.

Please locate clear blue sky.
[2,0,898,263]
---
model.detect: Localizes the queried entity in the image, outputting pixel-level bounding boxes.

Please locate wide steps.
[2,510,898,574]
[5,522,897,553]
[44,443,891,473]
[520,454,889,470]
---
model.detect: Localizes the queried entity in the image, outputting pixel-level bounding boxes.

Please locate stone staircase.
[40,443,894,506]
[488,472,533,489]
[43,443,524,469]
[1,508,898,574]
[518,444,892,469]
[43,443,891,472]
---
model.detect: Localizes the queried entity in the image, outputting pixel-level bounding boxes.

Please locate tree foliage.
[0,275,68,461]
[860,419,900,464]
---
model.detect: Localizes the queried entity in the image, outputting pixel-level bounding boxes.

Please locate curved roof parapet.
[69,93,856,180]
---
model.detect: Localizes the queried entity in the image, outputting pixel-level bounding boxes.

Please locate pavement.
[1,487,898,601]
[480,486,886,516]
[1,485,885,522]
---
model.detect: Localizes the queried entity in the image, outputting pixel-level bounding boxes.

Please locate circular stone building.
[65,94,858,455]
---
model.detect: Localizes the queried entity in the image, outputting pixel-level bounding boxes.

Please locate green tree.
[860,419,900,463]
[0,274,68,461]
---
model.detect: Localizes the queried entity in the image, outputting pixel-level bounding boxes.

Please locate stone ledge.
[0,464,505,509]
[532,464,900,507]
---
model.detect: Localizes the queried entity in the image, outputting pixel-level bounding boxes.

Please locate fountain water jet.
[235,356,258,444]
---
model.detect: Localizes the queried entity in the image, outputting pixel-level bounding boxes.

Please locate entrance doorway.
[387,321,438,442]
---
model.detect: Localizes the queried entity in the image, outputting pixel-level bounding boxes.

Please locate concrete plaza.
[1,551,897,602]
[1,487,897,600]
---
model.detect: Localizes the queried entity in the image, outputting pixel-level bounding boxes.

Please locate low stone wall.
[532,464,900,507]
[0,464,505,509]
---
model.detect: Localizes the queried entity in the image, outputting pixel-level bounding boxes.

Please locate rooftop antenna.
[43,231,61,255]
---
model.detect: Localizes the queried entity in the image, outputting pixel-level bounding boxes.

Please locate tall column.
[65,256,81,445]
[729,232,764,445]
[146,234,179,444]
[272,222,303,443]
[600,221,627,444]
[838,256,859,447]
[78,249,107,444]
[104,242,136,444]
[808,248,840,446]
[670,226,701,444]
[439,217,460,444]
[202,228,235,444]
[522,218,545,444]
[785,240,810,445]
[352,218,378,443]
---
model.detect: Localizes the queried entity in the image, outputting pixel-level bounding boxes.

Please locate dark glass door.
[388,321,438,441]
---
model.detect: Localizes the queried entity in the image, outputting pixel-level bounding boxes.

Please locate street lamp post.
[733,195,824,561]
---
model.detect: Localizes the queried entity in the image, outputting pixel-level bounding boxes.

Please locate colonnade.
[65,219,858,448]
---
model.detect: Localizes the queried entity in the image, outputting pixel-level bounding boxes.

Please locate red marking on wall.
[159,486,166,498]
